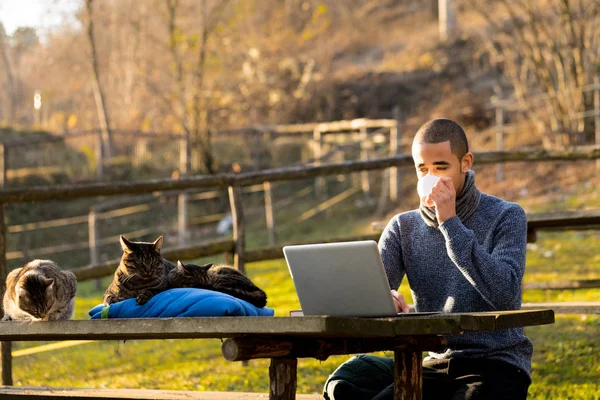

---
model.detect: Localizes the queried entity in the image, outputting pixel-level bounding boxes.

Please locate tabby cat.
[167,261,268,308]
[2,259,77,321]
[103,235,176,306]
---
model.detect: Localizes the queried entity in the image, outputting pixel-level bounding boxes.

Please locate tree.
[164,0,231,174]
[84,0,113,159]
[0,23,17,123]
[471,0,600,147]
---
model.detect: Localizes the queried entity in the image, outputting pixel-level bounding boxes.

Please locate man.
[324,119,532,399]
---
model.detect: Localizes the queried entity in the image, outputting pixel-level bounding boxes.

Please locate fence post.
[594,76,600,171]
[0,144,6,187]
[438,0,456,41]
[88,208,99,266]
[252,129,262,171]
[88,208,101,290]
[177,194,188,246]
[228,185,246,274]
[178,134,190,246]
[95,128,104,181]
[223,251,234,265]
[313,127,326,198]
[262,129,275,169]
[0,204,13,386]
[495,102,505,183]
[359,125,372,200]
[389,107,402,203]
[133,136,148,167]
[263,181,276,247]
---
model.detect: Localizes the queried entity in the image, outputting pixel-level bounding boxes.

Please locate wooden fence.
[1,146,600,385]
[0,118,400,264]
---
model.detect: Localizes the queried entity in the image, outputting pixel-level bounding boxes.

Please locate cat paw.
[136,292,153,305]
[1,316,12,321]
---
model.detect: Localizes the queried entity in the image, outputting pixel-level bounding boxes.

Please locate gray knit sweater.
[379,192,533,375]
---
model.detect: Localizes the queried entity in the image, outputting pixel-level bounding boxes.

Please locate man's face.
[411,140,471,199]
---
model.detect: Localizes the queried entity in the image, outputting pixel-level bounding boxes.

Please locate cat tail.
[219,287,268,308]
[240,288,268,308]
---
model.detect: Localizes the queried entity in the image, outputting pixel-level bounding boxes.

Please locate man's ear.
[461,152,474,173]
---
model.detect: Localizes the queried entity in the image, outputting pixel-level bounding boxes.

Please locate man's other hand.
[391,290,410,313]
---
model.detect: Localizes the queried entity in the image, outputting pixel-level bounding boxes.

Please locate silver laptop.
[283,240,401,317]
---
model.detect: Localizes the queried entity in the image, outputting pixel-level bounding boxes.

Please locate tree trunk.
[0,24,17,123]
[86,0,113,159]
[192,0,214,174]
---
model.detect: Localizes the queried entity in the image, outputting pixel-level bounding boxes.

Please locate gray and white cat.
[2,259,77,321]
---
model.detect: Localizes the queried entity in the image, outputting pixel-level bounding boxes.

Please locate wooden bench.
[0,311,554,400]
[0,387,322,399]
[521,302,600,314]
[525,209,600,243]
[403,302,600,315]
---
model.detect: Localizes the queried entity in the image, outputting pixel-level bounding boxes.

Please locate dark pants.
[324,355,531,400]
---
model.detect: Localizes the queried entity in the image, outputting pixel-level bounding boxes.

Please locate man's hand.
[425,176,456,224]
[391,290,410,313]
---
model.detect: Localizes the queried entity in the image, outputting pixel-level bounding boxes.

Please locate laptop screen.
[283,241,398,317]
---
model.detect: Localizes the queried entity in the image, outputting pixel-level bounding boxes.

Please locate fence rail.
[0,147,599,204]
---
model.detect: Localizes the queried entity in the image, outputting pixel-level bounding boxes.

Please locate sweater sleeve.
[438,204,527,310]
[378,216,406,290]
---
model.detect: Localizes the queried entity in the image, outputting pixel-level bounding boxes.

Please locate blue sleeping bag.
[89,288,274,319]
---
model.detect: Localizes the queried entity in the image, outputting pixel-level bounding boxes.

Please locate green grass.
[9,230,600,398]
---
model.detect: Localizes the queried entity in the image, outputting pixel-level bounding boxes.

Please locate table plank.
[0,310,554,342]
[449,309,555,332]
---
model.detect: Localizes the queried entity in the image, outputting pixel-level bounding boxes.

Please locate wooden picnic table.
[0,309,554,400]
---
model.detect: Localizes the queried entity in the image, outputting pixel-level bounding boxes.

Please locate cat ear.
[16,285,28,298]
[176,260,185,270]
[42,278,55,291]
[200,263,214,270]
[153,236,163,253]
[120,236,134,254]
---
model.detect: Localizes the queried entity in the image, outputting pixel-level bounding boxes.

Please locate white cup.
[417,175,440,199]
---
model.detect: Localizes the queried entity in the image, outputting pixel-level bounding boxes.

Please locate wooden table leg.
[269,357,297,400]
[394,348,422,400]
[1,341,12,385]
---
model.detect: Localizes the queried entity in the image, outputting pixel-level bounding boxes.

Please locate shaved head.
[413,119,469,161]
